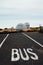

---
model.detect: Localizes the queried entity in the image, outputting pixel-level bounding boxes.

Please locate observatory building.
[16,23,30,31]
[24,23,30,29]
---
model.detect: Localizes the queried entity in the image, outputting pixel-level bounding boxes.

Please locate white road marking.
[22,33,43,48]
[0,34,9,48]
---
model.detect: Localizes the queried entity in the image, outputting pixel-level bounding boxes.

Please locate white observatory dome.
[25,23,30,29]
[16,23,27,30]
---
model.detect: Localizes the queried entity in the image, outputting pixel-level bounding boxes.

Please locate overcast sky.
[0,0,43,28]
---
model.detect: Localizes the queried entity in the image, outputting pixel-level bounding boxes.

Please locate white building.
[25,23,30,29]
[16,23,30,30]
[16,23,27,30]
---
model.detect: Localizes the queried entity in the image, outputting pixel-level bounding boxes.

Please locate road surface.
[0,32,43,65]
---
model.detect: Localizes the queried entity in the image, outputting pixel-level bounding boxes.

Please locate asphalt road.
[0,32,43,65]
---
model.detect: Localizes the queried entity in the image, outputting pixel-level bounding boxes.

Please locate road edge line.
[22,33,43,48]
[0,34,9,48]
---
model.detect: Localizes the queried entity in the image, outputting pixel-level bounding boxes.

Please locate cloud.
[0,0,43,17]
[0,0,43,28]
[0,0,43,8]
[0,0,43,16]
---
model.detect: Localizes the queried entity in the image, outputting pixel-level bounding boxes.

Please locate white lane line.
[0,34,9,48]
[22,33,43,48]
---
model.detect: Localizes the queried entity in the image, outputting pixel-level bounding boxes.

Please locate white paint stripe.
[22,33,43,48]
[0,34,9,48]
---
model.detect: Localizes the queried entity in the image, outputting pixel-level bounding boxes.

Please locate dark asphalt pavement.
[0,32,43,65]
[0,33,7,44]
[25,32,43,45]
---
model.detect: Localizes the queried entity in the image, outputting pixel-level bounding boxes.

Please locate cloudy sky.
[0,0,43,28]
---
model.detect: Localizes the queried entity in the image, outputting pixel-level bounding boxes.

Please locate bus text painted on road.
[11,48,38,61]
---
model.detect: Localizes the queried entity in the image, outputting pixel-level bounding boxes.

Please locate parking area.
[0,32,43,65]
[0,34,7,44]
